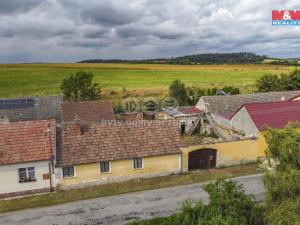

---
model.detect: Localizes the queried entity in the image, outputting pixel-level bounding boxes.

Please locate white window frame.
[62,165,76,178]
[133,157,144,170]
[18,167,36,183]
[99,161,111,174]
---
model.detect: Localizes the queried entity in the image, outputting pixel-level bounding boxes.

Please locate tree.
[264,126,300,171]
[278,73,293,91]
[61,71,101,101]
[289,69,300,90]
[256,69,300,92]
[255,74,281,92]
[169,79,188,105]
[265,195,300,225]
[263,127,300,225]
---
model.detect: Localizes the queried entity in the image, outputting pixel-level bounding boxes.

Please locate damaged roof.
[59,120,181,166]
[163,106,201,117]
[198,90,300,118]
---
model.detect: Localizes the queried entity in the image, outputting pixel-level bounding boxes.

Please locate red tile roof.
[61,100,115,122]
[243,100,300,130]
[0,120,56,165]
[178,106,202,115]
[59,120,181,166]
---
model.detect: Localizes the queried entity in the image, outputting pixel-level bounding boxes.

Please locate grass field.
[0,63,296,98]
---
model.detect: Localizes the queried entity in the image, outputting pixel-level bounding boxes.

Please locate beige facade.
[58,154,181,190]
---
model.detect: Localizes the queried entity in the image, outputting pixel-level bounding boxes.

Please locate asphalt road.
[0,174,264,225]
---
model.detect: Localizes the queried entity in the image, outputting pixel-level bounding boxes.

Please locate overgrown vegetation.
[256,69,300,92]
[187,85,240,104]
[128,179,263,225]
[169,79,240,105]
[61,70,101,101]
[263,126,300,225]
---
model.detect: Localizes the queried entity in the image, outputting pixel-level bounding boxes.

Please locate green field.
[0,63,295,98]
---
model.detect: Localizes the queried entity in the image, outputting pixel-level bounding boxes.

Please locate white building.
[158,106,202,135]
[0,120,57,198]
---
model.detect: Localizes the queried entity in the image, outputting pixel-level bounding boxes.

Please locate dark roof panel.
[0,96,63,122]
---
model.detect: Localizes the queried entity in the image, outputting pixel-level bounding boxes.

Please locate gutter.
[48,162,53,192]
[180,151,183,174]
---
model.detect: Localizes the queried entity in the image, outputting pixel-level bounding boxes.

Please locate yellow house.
[57,120,182,189]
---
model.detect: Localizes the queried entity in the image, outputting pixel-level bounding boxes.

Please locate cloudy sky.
[0,0,299,63]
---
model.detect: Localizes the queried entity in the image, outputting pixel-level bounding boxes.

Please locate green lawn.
[0,63,295,98]
[0,163,262,213]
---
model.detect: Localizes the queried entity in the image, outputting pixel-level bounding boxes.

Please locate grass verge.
[0,163,262,213]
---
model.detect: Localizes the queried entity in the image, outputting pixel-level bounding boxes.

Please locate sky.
[0,0,299,63]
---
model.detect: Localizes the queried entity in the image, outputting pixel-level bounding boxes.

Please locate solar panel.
[0,99,35,109]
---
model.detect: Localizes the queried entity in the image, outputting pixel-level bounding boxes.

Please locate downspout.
[46,122,54,192]
[180,150,183,174]
[48,162,53,192]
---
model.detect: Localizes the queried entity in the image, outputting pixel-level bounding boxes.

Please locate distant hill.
[78,52,267,65]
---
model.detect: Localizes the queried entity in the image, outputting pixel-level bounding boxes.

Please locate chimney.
[74,113,82,135]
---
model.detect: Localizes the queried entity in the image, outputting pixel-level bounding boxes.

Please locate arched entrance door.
[188,148,217,170]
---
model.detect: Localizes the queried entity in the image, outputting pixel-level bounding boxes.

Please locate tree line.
[78,52,266,65]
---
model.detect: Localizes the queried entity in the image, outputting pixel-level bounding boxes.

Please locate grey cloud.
[0,0,299,62]
[0,0,42,14]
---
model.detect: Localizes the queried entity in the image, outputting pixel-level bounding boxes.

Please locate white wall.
[176,115,199,134]
[0,161,53,195]
[230,107,259,136]
[196,98,206,111]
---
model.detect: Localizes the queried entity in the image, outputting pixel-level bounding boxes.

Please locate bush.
[256,69,300,92]
[264,169,300,207]
[264,126,300,171]
[263,127,300,225]
[265,196,300,225]
[127,179,263,225]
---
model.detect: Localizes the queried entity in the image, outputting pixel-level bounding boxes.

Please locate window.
[62,165,74,178]
[100,161,110,173]
[18,167,36,183]
[133,157,143,169]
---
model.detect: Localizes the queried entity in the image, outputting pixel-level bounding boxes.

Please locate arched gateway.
[188,148,217,170]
